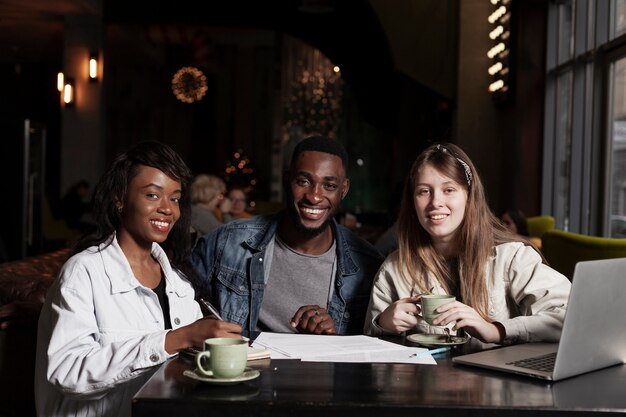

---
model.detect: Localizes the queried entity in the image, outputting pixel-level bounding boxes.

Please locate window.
[608,56,626,236]
[543,0,626,236]
[557,1,574,64]
[614,0,626,38]
[554,71,573,230]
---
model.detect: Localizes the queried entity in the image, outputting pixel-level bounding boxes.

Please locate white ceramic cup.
[420,294,456,325]
[195,337,247,378]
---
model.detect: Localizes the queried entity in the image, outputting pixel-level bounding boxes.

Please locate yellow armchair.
[526,215,555,239]
[541,229,626,280]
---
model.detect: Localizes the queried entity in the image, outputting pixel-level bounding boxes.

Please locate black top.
[153,270,172,330]
[445,257,461,301]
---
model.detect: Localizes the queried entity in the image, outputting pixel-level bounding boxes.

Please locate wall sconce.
[88,51,99,82]
[63,77,75,108]
[57,72,64,92]
[487,0,513,101]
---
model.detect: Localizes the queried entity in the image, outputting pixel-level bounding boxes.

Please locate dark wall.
[455,0,546,218]
[0,63,62,261]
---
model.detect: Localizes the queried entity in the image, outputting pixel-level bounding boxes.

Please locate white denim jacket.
[35,235,202,417]
[364,242,571,343]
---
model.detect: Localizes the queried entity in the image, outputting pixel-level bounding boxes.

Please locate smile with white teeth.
[150,220,170,227]
[430,214,447,220]
[302,207,325,215]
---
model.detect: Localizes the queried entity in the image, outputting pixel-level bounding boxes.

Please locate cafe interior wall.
[455,0,547,218]
[0,0,547,260]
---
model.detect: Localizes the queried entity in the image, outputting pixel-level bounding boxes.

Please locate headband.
[435,144,473,187]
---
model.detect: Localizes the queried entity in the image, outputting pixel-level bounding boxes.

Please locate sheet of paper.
[301,349,436,364]
[251,332,437,364]
[253,333,398,358]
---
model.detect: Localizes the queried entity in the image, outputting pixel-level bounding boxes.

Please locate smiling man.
[191,136,383,335]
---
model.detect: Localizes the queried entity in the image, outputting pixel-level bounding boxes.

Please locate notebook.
[452,257,626,381]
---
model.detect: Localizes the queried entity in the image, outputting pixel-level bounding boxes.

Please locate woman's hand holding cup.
[420,294,456,326]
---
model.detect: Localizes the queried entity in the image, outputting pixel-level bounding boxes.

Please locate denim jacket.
[191,212,383,335]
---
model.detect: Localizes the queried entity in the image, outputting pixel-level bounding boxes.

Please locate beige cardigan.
[364,242,571,344]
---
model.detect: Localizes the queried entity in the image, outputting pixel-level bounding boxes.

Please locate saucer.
[183,368,260,385]
[407,333,469,348]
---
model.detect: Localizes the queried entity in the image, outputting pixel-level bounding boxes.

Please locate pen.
[199,298,223,320]
[411,346,451,357]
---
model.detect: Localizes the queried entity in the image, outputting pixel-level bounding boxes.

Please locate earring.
[117,205,123,213]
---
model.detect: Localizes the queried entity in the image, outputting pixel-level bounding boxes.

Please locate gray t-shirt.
[257,236,336,332]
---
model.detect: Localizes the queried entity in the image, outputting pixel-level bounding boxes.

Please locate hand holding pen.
[199,298,223,320]
[165,299,241,353]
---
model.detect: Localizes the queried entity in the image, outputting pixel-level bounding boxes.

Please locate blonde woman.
[190,174,232,236]
[364,143,570,344]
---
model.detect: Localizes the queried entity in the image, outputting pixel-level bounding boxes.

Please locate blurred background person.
[215,185,254,222]
[190,174,232,236]
[500,208,541,248]
[500,209,529,237]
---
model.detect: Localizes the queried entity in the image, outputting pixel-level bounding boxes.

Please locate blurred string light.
[171,66,208,103]
[223,148,258,204]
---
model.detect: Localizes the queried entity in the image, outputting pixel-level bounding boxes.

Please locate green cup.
[195,338,247,379]
[420,294,456,325]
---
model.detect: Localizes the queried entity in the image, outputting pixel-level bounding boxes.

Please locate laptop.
[452,257,626,381]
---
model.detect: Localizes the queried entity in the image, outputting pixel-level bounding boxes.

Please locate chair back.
[541,229,626,279]
[526,215,555,238]
[0,248,69,417]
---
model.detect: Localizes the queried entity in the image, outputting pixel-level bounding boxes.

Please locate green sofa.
[541,229,626,280]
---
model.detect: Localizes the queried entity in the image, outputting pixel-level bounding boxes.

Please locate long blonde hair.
[396,143,536,319]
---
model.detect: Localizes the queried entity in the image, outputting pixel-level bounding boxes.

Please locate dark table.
[132,337,626,417]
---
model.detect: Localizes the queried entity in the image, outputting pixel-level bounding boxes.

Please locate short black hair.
[290,135,349,169]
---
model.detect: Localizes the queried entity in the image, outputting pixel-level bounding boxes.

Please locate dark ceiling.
[0,0,97,64]
[0,0,449,131]
[1,0,407,128]
[102,0,400,128]
[0,1,394,79]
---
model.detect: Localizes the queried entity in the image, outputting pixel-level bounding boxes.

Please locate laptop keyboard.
[507,352,556,372]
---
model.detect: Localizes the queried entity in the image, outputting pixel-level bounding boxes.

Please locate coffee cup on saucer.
[195,337,248,379]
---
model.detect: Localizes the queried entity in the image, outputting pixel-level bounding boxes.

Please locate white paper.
[251,332,437,364]
[301,349,436,364]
